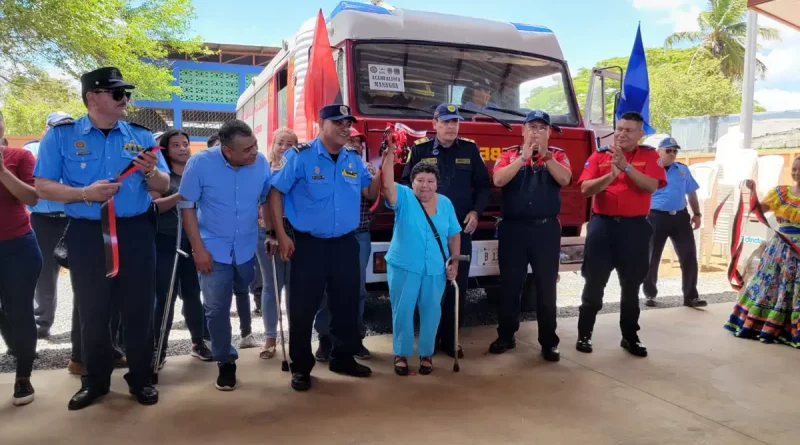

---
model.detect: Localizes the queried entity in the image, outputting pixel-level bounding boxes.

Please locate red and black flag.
[101,146,163,278]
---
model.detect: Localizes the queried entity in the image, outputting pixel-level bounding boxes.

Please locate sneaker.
[354,344,371,360]
[315,335,332,362]
[13,379,35,406]
[239,334,257,349]
[191,343,213,361]
[215,363,237,391]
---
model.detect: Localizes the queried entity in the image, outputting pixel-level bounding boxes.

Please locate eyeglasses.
[93,89,132,101]
[664,148,679,155]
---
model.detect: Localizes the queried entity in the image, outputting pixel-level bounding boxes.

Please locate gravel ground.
[0,270,738,373]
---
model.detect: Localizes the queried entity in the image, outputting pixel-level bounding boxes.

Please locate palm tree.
[664,0,780,80]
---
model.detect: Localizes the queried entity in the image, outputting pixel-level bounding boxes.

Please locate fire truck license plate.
[478,247,499,267]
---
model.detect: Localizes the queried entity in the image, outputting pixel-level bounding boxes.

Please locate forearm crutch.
[271,253,290,372]
[448,254,471,372]
[152,201,193,384]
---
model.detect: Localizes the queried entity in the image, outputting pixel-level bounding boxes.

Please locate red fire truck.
[236,1,594,299]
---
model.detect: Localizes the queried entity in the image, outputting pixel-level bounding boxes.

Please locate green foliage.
[0,0,209,101]
[1,69,86,135]
[664,0,780,80]
[525,47,765,133]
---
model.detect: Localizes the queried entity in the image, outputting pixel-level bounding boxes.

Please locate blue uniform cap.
[319,104,358,122]
[434,103,463,121]
[524,110,562,133]
[657,136,681,150]
[46,111,72,126]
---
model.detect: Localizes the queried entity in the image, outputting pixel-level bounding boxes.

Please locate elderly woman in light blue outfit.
[380,144,461,376]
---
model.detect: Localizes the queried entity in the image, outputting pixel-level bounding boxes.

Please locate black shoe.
[621,337,648,357]
[13,379,35,406]
[329,359,372,377]
[36,327,50,339]
[576,335,593,353]
[684,298,708,308]
[215,363,237,391]
[67,386,109,411]
[394,356,409,376]
[439,344,464,359]
[418,356,433,375]
[542,347,561,362]
[291,372,311,391]
[645,297,656,307]
[489,337,516,354]
[354,344,371,360]
[315,335,332,362]
[191,343,213,361]
[129,385,159,406]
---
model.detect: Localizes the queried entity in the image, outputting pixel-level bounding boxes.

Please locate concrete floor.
[0,304,795,445]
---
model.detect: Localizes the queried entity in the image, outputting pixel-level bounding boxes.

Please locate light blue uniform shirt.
[384,185,461,276]
[33,115,169,220]
[651,162,699,212]
[179,147,271,265]
[23,140,65,214]
[270,139,373,238]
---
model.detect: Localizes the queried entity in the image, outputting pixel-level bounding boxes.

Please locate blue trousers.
[316,231,370,338]
[256,227,290,338]
[387,264,445,358]
[200,257,256,364]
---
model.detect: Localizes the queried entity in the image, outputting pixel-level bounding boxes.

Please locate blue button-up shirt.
[179,147,271,265]
[33,115,169,220]
[271,139,373,238]
[384,185,461,275]
[651,162,699,212]
[23,140,65,214]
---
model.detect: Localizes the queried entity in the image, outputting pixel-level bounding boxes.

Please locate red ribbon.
[713,180,800,290]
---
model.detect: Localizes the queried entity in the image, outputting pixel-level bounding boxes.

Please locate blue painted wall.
[134,59,263,141]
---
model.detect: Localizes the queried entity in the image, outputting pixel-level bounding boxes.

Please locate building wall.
[671,110,800,152]
[131,60,263,142]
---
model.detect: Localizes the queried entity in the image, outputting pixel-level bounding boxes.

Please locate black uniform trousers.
[578,215,652,339]
[643,209,699,301]
[289,231,360,375]
[66,214,155,390]
[497,218,560,348]
[436,232,472,351]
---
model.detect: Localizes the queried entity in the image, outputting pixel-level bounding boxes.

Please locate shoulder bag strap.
[415,195,448,264]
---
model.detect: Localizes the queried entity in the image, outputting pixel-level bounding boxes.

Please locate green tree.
[1,69,86,135]
[664,0,780,80]
[0,0,208,101]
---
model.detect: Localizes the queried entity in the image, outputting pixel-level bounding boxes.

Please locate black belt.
[68,213,149,224]
[502,216,555,224]
[33,212,66,219]
[650,209,687,216]
[594,214,648,222]
[293,230,354,240]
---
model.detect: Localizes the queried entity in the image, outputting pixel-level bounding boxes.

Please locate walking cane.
[270,251,290,372]
[152,201,193,384]
[448,254,471,372]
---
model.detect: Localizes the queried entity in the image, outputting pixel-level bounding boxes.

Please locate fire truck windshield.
[353,42,579,126]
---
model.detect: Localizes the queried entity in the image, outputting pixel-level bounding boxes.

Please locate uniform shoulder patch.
[23,140,41,147]
[414,137,430,146]
[129,122,152,132]
[50,118,75,128]
[549,146,565,152]
[345,145,358,152]
[502,145,520,152]
[638,144,655,150]
[458,137,476,144]
[292,143,312,153]
[597,145,611,153]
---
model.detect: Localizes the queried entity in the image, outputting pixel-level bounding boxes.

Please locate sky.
[189,0,800,112]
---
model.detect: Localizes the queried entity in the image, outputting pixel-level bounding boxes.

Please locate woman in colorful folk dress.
[724,156,800,349]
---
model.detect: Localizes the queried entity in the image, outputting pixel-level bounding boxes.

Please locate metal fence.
[181,109,236,138]
[127,108,174,133]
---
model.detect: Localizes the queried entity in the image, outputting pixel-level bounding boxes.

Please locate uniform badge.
[446,104,456,112]
[75,141,86,149]
[340,105,349,115]
[342,169,358,178]
[657,158,663,166]
[432,149,439,156]
[348,163,352,169]
[124,141,143,153]
[80,163,87,169]
[455,158,471,165]
[314,166,320,175]
[420,157,437,165]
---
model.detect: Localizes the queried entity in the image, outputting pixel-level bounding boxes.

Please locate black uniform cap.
[80,67,135,95]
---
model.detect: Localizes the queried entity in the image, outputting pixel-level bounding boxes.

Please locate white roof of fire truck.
[238,1,564,109]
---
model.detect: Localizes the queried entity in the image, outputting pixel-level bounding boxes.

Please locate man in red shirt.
[576,112,666,357]
[0,111,43,406]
